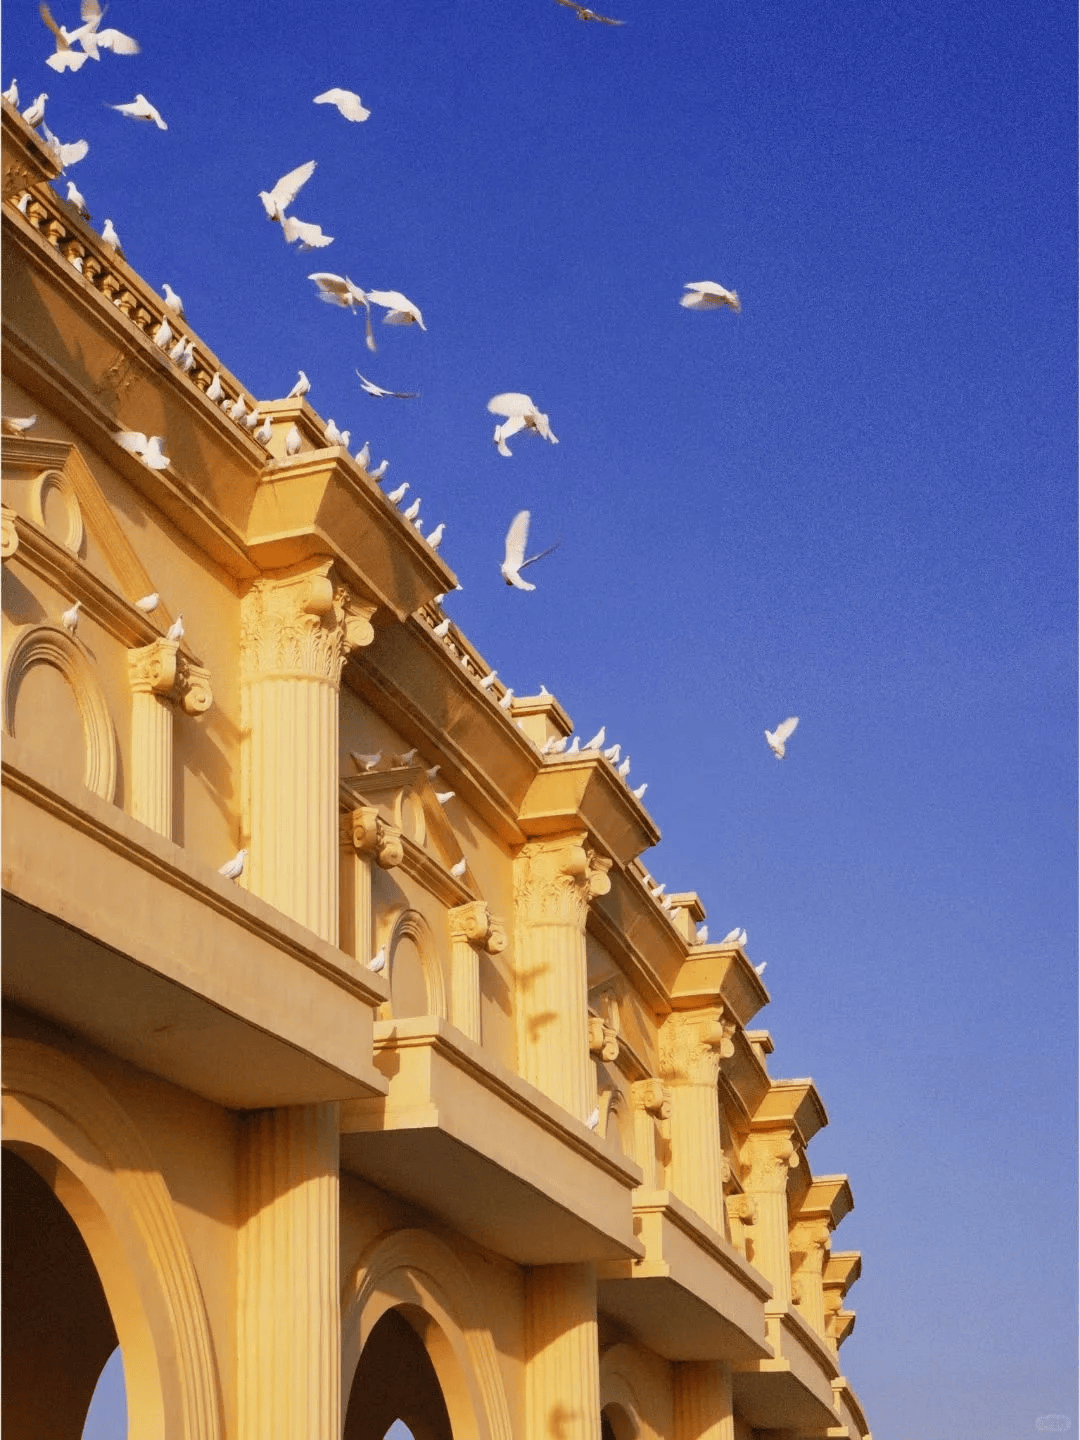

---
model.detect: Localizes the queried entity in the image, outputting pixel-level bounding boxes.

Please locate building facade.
[1,101,871,1440]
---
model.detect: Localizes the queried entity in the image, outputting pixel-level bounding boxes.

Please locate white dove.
[603,742,621,762]
[680,280,741,313]
[450,858,467,878]
[2,414,37,434]
[357,371,418,399]
[227,394,248,423]
[696,924,709,944]
[355,440,371,468]
[67,0,140,60]
[754,962,767,976]
[479,670,497,690]
[765,716,799,759]
[161,283,184,315]
[498,689,514,709]
[254,416,273,445]
[173,339,196,373]
[4,80,19,105]
[617,754,631,777]
[108,94,167,129]
[285,425,302,455]
[432,616,451,639]
[435,790,455,804]
[114,431,169,470]
[60,599,81,633]
[100,218,123,255]
[403,497,421,521]
[65,179,89,217]
[152,316,173,348]
[632,782,647,799]
[39,6,91,71]
[21,93,48,128]
[281,215,334,250]
[386,481,409,504]
[314,88,371,122]
[324,418,346,446]
[426,523,445,550]
[368,946,386,973]
[307,271,367,310]
[166,615,184,642]
[287,370,310,398]
[371,460,390,480]
[205,372,224,402]
[487,393,558,456]
[586,1107,600,1131]
[40,123,88,170]
[134,593,159,611]
[366,289,425,330]
[259,160,316,223]
[720,927,743,946]
[218,849,247,881]
[583,726,605,751]
[501,510,559,591]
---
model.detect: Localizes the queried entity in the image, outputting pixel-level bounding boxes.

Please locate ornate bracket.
[1,505,18,562]
[128,639,213,715]
[588,1015,620,1062]
[448,900,507,955]
[629,1077,671,1119]
[349,804,404,869]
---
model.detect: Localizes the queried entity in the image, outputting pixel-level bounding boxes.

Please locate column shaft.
[450,939,482,1043]
[667,1084,726,1235]
[237,1102,341,1440]
[129,688,172,835]
[525,1264,600,1440]
[673,1361,735,1440]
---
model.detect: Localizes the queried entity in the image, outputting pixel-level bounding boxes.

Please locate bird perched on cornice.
[218,849,247,880]
[161,283,184,316]
[228,394,248,423]
[21,92,48,128]
[479,670,498,690]
[583,726,605,752]
[488,393,558,457]
[567,736,581,754]
[617,754,631,778]
[65,179,89,217]
[426,523,445,551]
[754,961,767,976]
[2,414,37,434]
[368,947,386,973]
[720,927,748,948]
[285,425,302,455]
[498,689,515,709]
[4,79,19,105]
[554,0,625,21]
[314,87,371,123]
[680,280,741,313]
[253,416,273,446]
[403,497,421,522]
[287,369,311,398]
[60,599,81,633]
[501,510,559,592]
[241,406,262,432]
[108,94,167,130]
[115,430,170,471]
[166,615,184,642]
[357,372,419,400]
[351,751,382,771]
[152,315,173,349]
[432,617,451,639]
[386,481,409,504]
[435,790,455,805]
[174,340,196,374]
[100,217,123,256]
[764,716,798,759]
[450,858,467,878]
[696,924,709,944]
[324,418,346,446]
[603,742,621,762]
[355,440,372,468]
[205,372,224,403]
[586,1107,600,1130]
[632,781,647,799]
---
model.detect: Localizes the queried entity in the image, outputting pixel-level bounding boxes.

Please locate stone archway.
[341,1228,512,1440]
[1,1038,223,1440]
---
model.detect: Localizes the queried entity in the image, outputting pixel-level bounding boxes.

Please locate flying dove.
[357,372,418,399]
[314,88,371,122]
[680,280,741,313]
[765,716,799,758]
[259,160,316,222]
[501,510,559,591]
[134,593,159,611]
[108,94,167,129]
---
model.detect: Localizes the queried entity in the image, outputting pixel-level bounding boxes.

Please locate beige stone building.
[1,100,871,1440]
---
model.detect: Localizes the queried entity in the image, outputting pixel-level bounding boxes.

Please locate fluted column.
[525,1264,600,1440]
[789,1219,832,1335]
[629,1078,670,1188]
[739,1133,801,1307]
[128,638,212,837]
[240,566,375,943]
[673,1361,735,1440]
[513,833,612,1120]
[659,1008,735,1235]
[448,901,506,1043]
[344,804,403,961]
[237,1102,341,1440]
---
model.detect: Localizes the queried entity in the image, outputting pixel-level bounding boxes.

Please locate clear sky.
[5,1,1075,1437]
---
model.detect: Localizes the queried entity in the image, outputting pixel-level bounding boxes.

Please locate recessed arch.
[30,467,85,554]
[3,623,118,800]
[1,1039,223,1440]
[384,909,447,1020]
[342,1228,512,1440]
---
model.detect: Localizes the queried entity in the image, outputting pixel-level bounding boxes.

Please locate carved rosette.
[659,1007,736,1087]
[349,804,404,869]
[1,505,19,561]
[630,1077,671,1119]
[241,568,376,684]
[739,1132,801,1194]
[449,900,505,955]
[587,1016,620,1063]
[513,834,612,930]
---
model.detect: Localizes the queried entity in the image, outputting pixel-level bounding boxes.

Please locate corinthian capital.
[790,1219,833,1274]
[726,1193,757,1226]
[349,804,403,868]
[658,1007,736,1085]
[177,657,213,715]
[241,566,376,683]
[449,900,506,954]
[513,833,612,929]
[740,1131,802,1193]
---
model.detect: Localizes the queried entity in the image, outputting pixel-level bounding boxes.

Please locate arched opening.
[344,1308,453,1440]
[82,1348,127,1439]
[2,1148,124,1440]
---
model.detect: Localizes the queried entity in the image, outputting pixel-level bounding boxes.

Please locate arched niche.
[30,467,85,555]
[385,909,447,1021]
[3,623,118,801]
[2,1039,223,1440]
[341,1228,512,1440]
[600,1343,667,1440]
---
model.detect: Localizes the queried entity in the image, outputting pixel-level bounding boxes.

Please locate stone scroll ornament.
[449,901,507,956]
[349,805,404,869]
[128,638,213,715]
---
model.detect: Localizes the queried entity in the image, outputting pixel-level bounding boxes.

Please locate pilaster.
[237,1102,341,1440]
[525,1263,600,1440]
[127,638,212,837]
[448,900,506,1044]
[789,1219,832,1335]
[629,1077,670,1188]
[673,1361,735,1440]
[513,833,612,1120]
[240,565,375,942]
[658,1008,735,1236]
[344,803,403,962]
[739,1133,801,1307]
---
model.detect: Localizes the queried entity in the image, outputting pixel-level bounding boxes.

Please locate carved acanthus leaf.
[658,1007,736,1085]
[514,833,612,929]
[739,1131,802,1193]
[241,568,375,683]
[449,899,506,954]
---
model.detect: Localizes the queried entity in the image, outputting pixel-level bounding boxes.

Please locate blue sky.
[5,1,1075,1437]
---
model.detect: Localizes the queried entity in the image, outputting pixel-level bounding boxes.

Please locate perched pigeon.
[617,754,631,777]
[479,670,497,690]
[426,523,445,550]
[355,440,372,468]
[152,316,173,349]
[21,93,48,128]
[696,924,709,944]
[425,764,441,780]
[166,615,184,641]
[754,962,767,976]
[285,424,302,455]
[498,688,514,709]
[501,510,559,591]
[680,280,741,313]
[161,283,184,315]
[386,481,409,504]
[368,946,387,973]
[583,726,605,751]
[60,599,81,633]
[205,372,224,402]
[4,80,19,106]
[314,88,371,122]
[65,179,89,217]
[218,849,247,880]
[108,94,167,130]
[259,160,317,223]
[357,371,418,400]
[603,742,621,762]
[720,927,742,946]
[764,716,799,759]
[632,782,647,799]
[586,1107,600,1130]
[253,416,273,445]
[370,460,390,480]
[1,414,37,435]
[287,369,311,398]
[100,217,123,255]
[432,617,451,639]
[134,593,159,611]
[350,750,382,771]
[402,497,421,521]
[114,430,169,470]
[450,858,467,878]
[435,790,455,804]
[324,418,346,446]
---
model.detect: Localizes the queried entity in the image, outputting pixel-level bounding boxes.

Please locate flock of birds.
[4,0,799,974]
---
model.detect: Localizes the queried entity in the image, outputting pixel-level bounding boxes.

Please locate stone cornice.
[518,753,659,865]
[630,1188,774,1303]
[670,945,769,1029]
[717,1028,772,1131]
[750,1078,829,1149]
[796,1175,855,1231]
[2,98,60,193]
[824,1251,862,1296]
